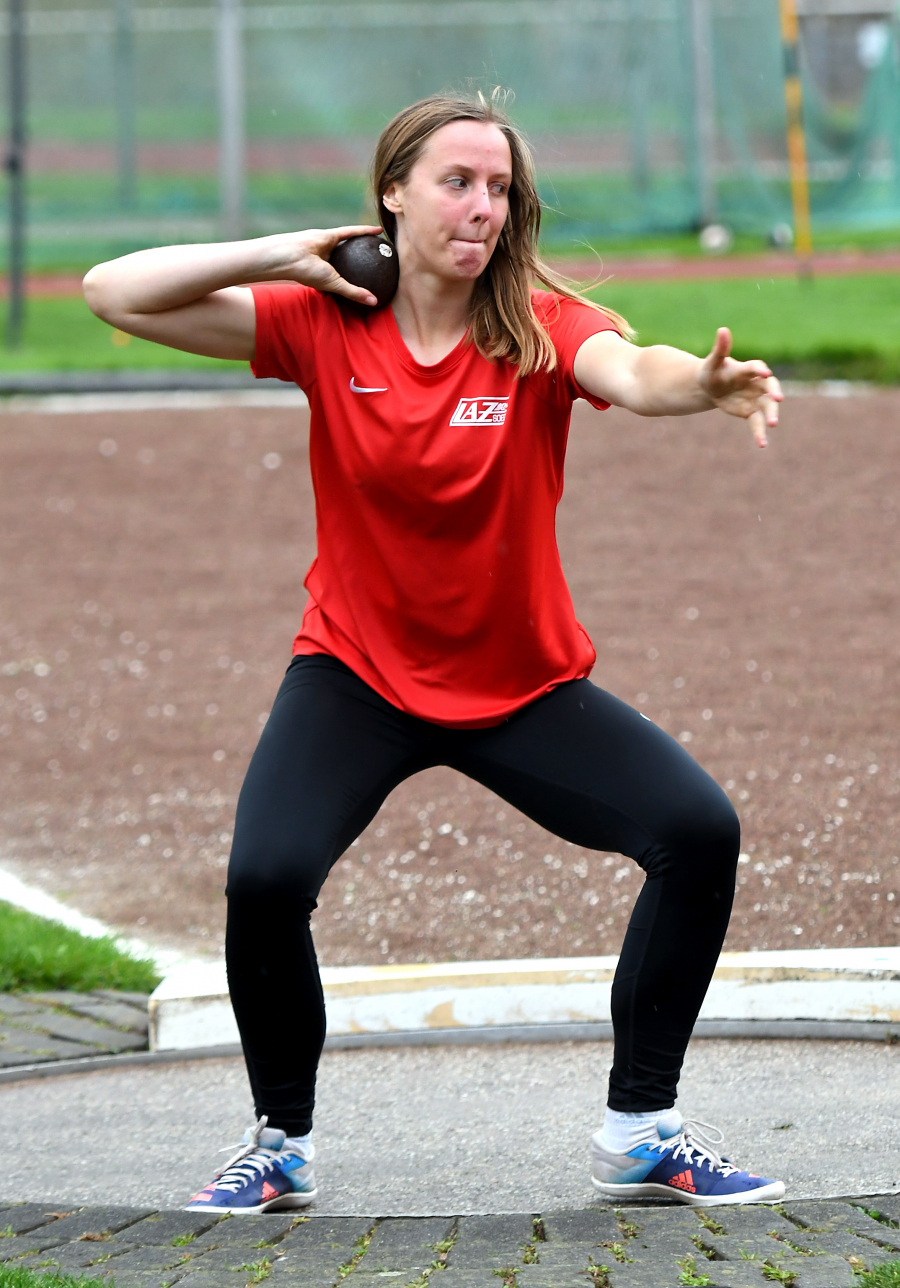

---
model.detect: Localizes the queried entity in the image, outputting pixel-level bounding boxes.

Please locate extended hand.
[287,225,385,307]
[698,327,782,448]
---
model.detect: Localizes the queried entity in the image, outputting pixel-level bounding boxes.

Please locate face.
[382,119,512,283]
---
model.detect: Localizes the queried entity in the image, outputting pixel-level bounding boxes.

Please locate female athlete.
[84,91,785,1210]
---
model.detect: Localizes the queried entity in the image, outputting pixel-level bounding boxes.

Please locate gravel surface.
[0,393,898,961]
[0,1039,897,1212]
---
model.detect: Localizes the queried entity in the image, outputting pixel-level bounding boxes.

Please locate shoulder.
[530,288,619,333]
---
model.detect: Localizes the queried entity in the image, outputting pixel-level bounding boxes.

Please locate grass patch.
[0,1268,104,1288]
[0,900,160,993]
[0,297,246,374]
[587,271,900,381]
[855,1264,900,1287]
[4,271,900,383]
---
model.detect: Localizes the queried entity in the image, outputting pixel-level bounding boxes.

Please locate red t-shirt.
[251,284,618,728]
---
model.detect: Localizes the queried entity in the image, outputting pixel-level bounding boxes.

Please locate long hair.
[371,89,633,377]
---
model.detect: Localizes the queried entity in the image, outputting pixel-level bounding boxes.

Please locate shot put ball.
[329,233,399,309]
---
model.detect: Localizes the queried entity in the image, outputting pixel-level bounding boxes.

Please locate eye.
[490,183,508,196]
[446,177,467,190]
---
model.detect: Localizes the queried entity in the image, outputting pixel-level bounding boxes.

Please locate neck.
[390,269,475,367]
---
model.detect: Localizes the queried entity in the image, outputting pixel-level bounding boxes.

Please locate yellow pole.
[778,0,813,276]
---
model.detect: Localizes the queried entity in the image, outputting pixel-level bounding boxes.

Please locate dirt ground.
[0,393,897,965]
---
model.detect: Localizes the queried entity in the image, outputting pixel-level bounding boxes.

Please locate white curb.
[149,947,900,1052]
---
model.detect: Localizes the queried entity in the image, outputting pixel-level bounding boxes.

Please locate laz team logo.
[450,396,509,426]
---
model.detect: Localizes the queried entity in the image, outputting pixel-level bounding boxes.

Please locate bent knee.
[226,841,326,906]
[648,784,740,879]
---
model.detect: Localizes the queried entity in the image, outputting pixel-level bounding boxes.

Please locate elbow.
[82,263,124,325]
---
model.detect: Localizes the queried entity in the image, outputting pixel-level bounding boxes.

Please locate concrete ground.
[0,1038,896,1214]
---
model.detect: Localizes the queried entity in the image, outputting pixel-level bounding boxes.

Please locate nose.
[470,184,494,223]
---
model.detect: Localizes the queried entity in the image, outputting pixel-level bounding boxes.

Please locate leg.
[447,678,740,1110]
[226,655,433,1135]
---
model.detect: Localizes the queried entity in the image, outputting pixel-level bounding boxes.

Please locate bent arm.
[82,225,383,361]
[573,326,782,447]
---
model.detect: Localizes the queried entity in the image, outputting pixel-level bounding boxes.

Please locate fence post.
[778,0,813,275]
[217,0,245,241]
[5,0,26,347]
[689,0,718,226]
[114,0,136,207]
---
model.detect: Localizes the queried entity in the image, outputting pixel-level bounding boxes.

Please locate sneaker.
[591,1110,785,1207]
[185,1116,317,1213]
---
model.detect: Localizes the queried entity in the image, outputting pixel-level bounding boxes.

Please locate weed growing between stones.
[675,1253,713,1286]
[761,1263,797,1286]
[170,1232,195,1246]
[695,1212,726,1235]
[584,1258,612,1288]
[404,1221,459,1288]
[857,1207,900,1231]
[337,1224,376,1279]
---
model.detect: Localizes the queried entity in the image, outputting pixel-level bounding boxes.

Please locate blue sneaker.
[186,1116,317,1213]
[591,1110,785,1206]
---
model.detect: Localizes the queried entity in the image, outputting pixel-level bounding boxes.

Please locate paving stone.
[362,1216,454,1271]
[168,1273,257,1288]
[99,1244,196,1274]
[109,1212,228,1246]
[701,1205,802,1240]
[0,1233,70,1262]
[0,1025,96,1060]
[865,1195,900,1225]
[191,1213,303,1249]
[16,1011,148,1051]
[431,1273,500,1288]
[0,1202,69,1235]
[792,1254,857,1286]
[449,1214,536,1268]
[28,1205,155,1241]
[0,995,55,1018]
[540,1207,621,1245]
[517,1266,595,1287]
[91,990,153,1009]
[54,1000,149,1035]
[276,1216,373,1254]
[192,1247,284,1272]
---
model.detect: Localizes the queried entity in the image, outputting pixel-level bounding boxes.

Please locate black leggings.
[226,654,740,1136]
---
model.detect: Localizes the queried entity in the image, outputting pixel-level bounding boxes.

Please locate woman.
[84,91,784,1210]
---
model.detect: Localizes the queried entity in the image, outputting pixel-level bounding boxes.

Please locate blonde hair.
[372,89,632,377]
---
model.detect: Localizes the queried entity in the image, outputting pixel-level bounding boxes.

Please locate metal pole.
[689,0,717,226]
[778,0,813,276]
[626,6,649,205]
[5,0,26,347]
[217,0,245,241]
[114,0,136,208]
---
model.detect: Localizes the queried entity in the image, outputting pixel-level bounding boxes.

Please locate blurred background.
[2,0,900,376]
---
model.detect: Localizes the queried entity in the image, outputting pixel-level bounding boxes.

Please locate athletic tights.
[226,654,740,1136]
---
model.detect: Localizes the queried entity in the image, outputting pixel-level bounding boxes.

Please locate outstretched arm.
[82,226,383,361]
[573,325,782,447]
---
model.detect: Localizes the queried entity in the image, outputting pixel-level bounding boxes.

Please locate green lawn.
[588,271,900,380]
[0,271,897,379]
[0,900,160,993]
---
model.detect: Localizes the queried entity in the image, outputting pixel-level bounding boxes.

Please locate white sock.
[283,1132,313,1160]
[598,1108,667,1154]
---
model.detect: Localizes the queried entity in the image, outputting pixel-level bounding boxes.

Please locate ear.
[381,183,402,215]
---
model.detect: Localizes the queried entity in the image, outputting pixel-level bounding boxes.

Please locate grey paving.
[0,990,150,1064]
[0,1201,896,1287]
[1,1040,897,1214]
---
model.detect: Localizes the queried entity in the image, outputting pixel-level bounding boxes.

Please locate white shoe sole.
[184,1189,317,1215]
[591,1176,785,1206]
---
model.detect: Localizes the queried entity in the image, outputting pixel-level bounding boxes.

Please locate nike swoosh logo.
[350,377,387,394]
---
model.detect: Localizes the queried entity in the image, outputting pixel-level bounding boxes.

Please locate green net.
[3,0,900,271]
